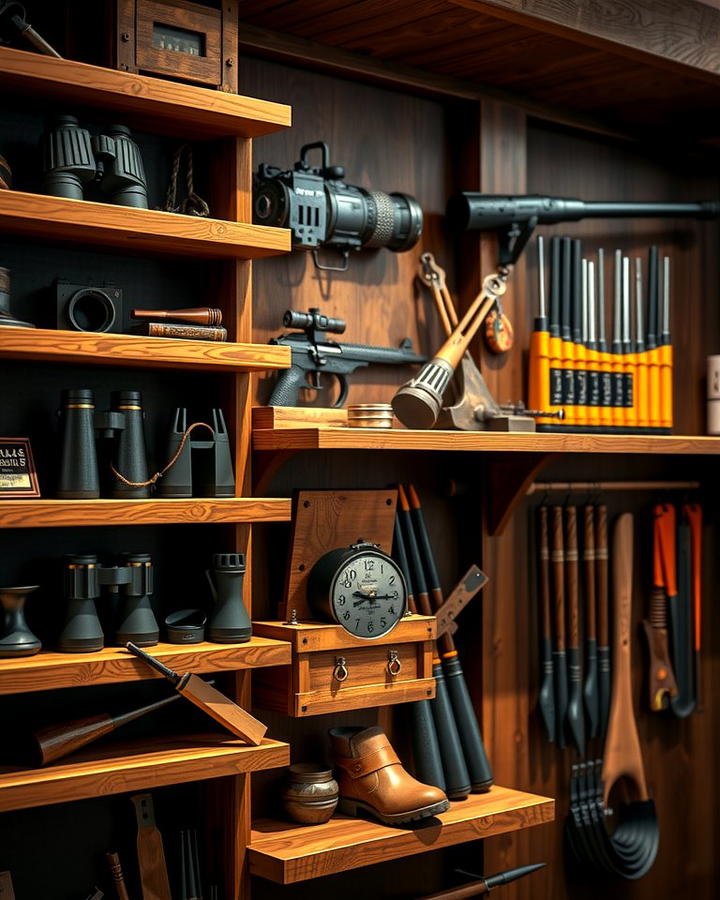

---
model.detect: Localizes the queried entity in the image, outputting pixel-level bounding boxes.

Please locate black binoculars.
[206,552,251,643]
[58,388,150,500]
[41,115,148,208]
[59,552,157,652]
[155,408,235,499]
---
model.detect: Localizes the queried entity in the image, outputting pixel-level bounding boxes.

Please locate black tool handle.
[407,699,447,792]
[442,655,493,791]
[537,505,556,743]
[431,661,471,799]
[670,522,696,717]
[126,642,179,684]
[551,506,568,747]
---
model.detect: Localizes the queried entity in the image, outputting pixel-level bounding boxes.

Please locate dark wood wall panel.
[239,57,449,406]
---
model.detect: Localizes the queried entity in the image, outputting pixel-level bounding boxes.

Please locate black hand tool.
[396,490,470,799]
[417,862,546,899]
[406,484,493,792]
[671,512,695,716]
[582,505,599,739]
[564,506,585,756]
[595,504,611,739]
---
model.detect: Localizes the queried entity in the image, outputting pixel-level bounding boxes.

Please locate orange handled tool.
[642,504,678,710]
[684,503,702,709]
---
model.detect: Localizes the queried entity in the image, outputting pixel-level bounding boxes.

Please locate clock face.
[330,551,406,638]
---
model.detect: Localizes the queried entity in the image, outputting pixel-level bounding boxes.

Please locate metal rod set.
[529,237,673,433]
[394,485,493,798]
[527,479,699,495]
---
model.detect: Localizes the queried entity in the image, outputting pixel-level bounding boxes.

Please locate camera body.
[56,281,124,333]
[254,141,422,271]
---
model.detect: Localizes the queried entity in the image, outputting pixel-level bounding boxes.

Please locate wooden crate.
[253,617,436,716]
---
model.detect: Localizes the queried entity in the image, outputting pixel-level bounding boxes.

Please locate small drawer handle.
[333,655,349,682]
[387,649,402,677]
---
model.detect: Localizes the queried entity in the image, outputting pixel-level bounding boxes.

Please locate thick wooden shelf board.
[0,46,291,139]
[0,734,290,813]
[249,785,555,884]
[0,191,289,260]
[0,638,292,696]
[0,326,290,373]
[253,426,720,455]
[0,498,292,528]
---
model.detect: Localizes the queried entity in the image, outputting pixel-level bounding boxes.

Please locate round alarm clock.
[307,541,407,639]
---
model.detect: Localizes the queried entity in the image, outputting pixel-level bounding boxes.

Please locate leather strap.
[335,744,400,779]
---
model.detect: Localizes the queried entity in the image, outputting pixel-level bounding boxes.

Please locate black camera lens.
[365,191,423,252]
[67,288,117,333]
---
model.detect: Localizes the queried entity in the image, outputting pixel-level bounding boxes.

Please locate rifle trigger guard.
[332,373,349,408]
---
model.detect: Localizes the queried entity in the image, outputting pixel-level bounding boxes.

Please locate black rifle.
[269,308,425,407]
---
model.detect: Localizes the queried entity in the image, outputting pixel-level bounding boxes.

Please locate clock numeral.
[381,617,387,628]
[337,595,346,606]
[367,621,374,633]
[346,569,357,580]
[388,575,396,585]
[391,590,398,599]
[343,579,352,588]
[343,611,350,620]
[380,563,384,574]
[363,559,375,571]
[355,618,360,631]
[388,606,396,616]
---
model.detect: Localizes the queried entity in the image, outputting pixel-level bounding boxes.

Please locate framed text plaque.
[0,438,40,497]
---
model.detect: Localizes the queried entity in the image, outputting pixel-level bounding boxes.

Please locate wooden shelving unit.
[0,498,291,528]
[0,734,290,813]
[0,46,291,139]
[248,786,555,884]
[0,326,290,372]
[0,191,289,260]
[253,420,720,455]
[0,638,292,695]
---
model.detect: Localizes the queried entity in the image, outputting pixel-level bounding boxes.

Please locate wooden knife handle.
[106,852,130,900]
[551,505,565,649]
[583,505,597,639]
[565,506,580,649]
[602,513,649,803]
[595,504,609,647]
[538,505,551,639]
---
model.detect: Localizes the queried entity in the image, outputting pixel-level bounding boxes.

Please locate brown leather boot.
[329,725,449,826]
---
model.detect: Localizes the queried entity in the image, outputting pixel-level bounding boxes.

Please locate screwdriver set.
[529,236,672,433]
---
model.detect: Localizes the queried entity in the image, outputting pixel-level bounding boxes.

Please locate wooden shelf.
[253,424,720,456]
[0,638,292,696]
[0,498,291,529]
[0,734,289,813]
[0,46,291,139]
[248,785,555,884]
[0,191,289,260]
[0,326,290,373]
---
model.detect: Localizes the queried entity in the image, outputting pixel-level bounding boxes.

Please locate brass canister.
[282,763,339,825]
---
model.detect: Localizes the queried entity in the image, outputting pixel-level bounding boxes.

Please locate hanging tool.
[132,794,172,900]
[416,863,546,899]
[582,505,599,739]
[105,853,130,900]
[529,236,556,428]
[406,485,493,792]
[595,504,611,739]
[685,504,702,709]
[551,505,568,747]
[660,256,673,432]
[484,304,514,354]
[564,506,585,756]
[537,505,555,742]
[395,494,471,799]
[671,509,695,716]
[643,504,678,711]
[393,516,447,792]
[125,643,266,744]
[647,246,661,431]
[409,253,544,431]
[585,259,600,429]
[634,258,649,430]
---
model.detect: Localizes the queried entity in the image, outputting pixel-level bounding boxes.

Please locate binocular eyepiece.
[42,115,148,209]
[60,552,157,652]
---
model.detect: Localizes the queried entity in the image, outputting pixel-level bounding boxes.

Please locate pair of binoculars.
[58,388,150,500]
[41,115,148,208]
[59,553,157,653]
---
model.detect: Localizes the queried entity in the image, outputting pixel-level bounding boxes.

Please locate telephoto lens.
[41,115,96,200]
[109,390,150,499]
[59,554,104,653]
[57,388,100,499]
[94,125,148,209]
[114,552,158,647]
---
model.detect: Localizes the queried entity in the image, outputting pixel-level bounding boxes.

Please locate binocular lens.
[67,288,117,333]
[65,553,98,568]
[62,387,95,406]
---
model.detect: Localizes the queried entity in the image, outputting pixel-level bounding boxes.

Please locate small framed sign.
[0,438,40,498]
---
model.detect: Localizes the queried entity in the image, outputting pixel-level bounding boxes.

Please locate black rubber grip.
[430,662,471,799]
[443,655,493,791]
[407,700,446,791]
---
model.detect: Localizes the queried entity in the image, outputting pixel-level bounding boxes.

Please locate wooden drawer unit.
[253,616,436,717]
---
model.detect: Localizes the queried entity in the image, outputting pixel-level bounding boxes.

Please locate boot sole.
[337,796,450,826]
